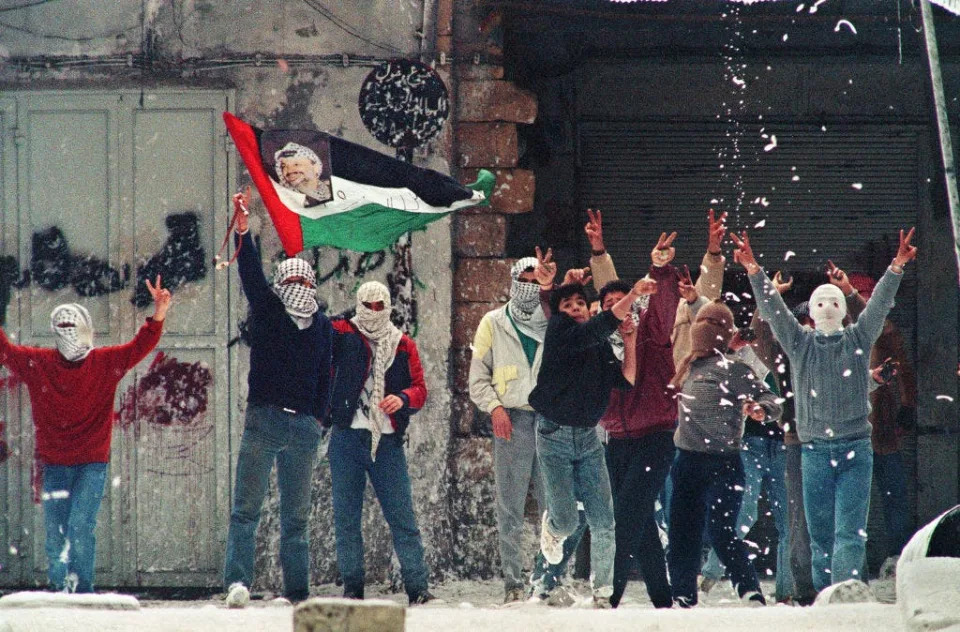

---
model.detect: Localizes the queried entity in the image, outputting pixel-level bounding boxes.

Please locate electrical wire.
[0,0,60,13]
[300,0,404,55]
[0,17,140,42]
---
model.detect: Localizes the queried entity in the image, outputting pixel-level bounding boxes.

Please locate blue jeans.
[43,462,108,593]
[668,449,761,605]
[328,427,428,600]
[873,450,911,558]
[702,435,794,600]
[535,415,615,594]
[224,404,321,600]
[801,437,873,591]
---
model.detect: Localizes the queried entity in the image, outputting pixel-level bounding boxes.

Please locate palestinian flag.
[224,113,494,255]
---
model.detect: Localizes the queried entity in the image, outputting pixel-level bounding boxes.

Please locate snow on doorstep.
[0,590,140,610]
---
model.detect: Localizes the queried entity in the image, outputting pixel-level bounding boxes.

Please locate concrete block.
[813,579,875,605]
[460,169,535,214]
[455,214,507,257]
[0,591,140,610]
[293,598,405,632]
[457,123,518,169]
[454,259,512,303]
[459,81,537,124]
[452,301,499,347]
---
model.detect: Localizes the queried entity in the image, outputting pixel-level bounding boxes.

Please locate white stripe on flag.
[272,176,483,220]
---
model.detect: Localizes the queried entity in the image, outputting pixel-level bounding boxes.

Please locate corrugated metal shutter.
[577,121,919,332]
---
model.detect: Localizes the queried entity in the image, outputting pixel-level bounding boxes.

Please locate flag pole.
[921,0,960,280]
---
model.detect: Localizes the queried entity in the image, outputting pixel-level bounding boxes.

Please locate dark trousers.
[785,443,816,601]
[606,431,674,608]
[668,449,761,605]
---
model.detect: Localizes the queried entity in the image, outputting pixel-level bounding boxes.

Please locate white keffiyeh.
[50,303,94,362]
[509,257,547,342]
[351,282,403,460]
[273,258,319,329]
[608,294,648,361]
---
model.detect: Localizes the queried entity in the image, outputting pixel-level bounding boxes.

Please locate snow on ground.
[0,578,906,632]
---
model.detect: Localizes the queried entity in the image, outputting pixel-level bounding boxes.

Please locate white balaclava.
[50,303,94,362]
[509,257,541,322]
[808,284,847,334]
[352,282,403,461]
[272,258,319,328]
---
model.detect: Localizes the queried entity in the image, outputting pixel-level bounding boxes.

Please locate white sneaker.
[226,583,250,608]
[540,512,566,565]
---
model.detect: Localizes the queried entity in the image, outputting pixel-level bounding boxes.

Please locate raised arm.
[585,209,618,290]
[825,260,867,322]
[851,228,916,346]
[732,231,806,354]
[695,209,726,300]
[109,277,169,369]
[233,192,273,308]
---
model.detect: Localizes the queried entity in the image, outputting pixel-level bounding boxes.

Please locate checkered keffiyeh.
[272,258,319,320]
[50,303,94,362]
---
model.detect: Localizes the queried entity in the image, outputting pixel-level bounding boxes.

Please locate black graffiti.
[354,251,386,276]
[30,226,130,297]
[314,249,387,286]
[132,212,208,308]
[0,256,22,326]
[316,250,350,285]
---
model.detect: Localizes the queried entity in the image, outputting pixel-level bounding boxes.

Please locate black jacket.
[529,309,630,427]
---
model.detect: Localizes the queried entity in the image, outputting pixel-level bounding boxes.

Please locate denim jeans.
[702,435,794,600]
[493,409,544,592]
[224,404,320,600]
[43,462,108,593]
[328,427,428,600]
[785,442,816,601]
[801,437,873,591]
[873,450,911,558]
[668,449,761,605]
[606,432,674,608]
[535,415,615,594]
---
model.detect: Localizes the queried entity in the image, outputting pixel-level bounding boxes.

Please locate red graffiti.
[116,352,213,428]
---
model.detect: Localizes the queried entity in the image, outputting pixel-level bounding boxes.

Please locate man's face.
[517,269,537,284]
[558,295,589,323]
[280,156,319,190]
[601,291,626,312]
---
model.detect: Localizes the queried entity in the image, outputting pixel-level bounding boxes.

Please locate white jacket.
[468,305,543,414]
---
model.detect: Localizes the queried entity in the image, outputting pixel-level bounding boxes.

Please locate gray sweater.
[674,354,782,455]
[748,267,903,443]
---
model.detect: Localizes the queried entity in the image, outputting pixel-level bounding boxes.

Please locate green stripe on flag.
[300,204,451,252]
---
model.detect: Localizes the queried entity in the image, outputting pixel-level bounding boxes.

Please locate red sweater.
[599,264,681,439]
[0,319,163,465]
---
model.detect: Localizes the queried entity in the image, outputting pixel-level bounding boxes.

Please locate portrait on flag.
[260,131,334,208]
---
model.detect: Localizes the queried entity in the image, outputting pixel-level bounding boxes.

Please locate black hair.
[549,282,589,315]
[598,279,632,308]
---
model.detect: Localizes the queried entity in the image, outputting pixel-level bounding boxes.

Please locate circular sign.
[359,58,449,150]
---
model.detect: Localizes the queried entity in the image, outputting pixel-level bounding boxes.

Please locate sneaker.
[675,595,696,608]
[269,597,292,607]
[540,512,566,565]
[699,576,717,594]
[742,591,767,607]
[592,594,613,609]
[409,591,441,606]
[504,587,526,604]
[225,583,250,608]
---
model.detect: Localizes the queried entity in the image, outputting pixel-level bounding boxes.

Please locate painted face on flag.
[274,142,331,206]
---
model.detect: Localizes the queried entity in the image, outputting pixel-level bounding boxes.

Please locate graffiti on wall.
[115,351,213,428]
[131,212,208,307]
[30,226,129,297]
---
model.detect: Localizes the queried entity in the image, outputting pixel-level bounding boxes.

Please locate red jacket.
[0,318,163,465]
[600,264,680,439]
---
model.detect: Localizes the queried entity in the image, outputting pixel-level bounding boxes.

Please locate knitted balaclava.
[50,303,94,362]
[272,258,319,326]
[352,282,403,461]
[670,300,735,390]
[808,283,846,334]
[509,257,540,322]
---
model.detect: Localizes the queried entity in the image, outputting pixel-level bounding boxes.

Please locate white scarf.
[351,282,403,460]
[272,258,319,329]
[50,303,94,362]
[508,256,547,342]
